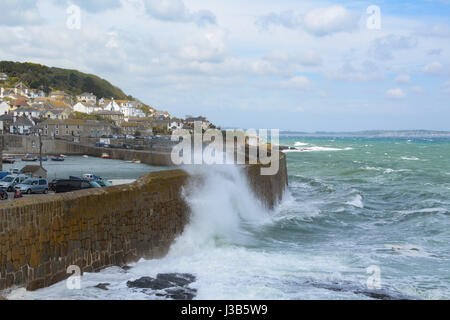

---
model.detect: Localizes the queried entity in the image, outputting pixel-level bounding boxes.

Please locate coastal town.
[0,71,214,139]
[0,70,218,202]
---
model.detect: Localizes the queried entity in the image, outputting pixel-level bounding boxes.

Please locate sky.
[1,0,450,132]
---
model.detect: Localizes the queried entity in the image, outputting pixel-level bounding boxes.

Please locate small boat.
[2,155,16,164]
[126,159,141,164]
[83,155,89,158]
[51,156,65,162]
[22,154,38,162]
[82,174,102,180]
[101,153,111,159]
[40,156,48,162]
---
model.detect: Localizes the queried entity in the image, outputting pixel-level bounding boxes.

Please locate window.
[56,124,59,129]
[39,180,46,185]
[44,130,48,135]
[56,130,59,135]
[66,125,68,129]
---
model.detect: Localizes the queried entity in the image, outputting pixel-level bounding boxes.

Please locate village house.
[10,97,30,110]
[76,92,97,104]
[0,114,13,133]
[92,110,124,126]
[49,90,73,106]
[0,73,8,81]
[73,102,101,114]
[10,116,35,135]
[39,119,116,138]
[120,122,152,136]
[185,116,212,130]
[0,100,9,115]
[13,108,41,119]
[0,87,18,99]
[43,108,71,120]
[168,120,184,131]
[101,98,121,112]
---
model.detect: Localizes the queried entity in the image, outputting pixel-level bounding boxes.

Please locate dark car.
[54,179,101,193]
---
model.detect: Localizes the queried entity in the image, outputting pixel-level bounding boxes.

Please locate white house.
[14,108,41,118]
[103,99,121,112]
[168,120,184,131]
[77,92,97,104]
[73,102,101,114]
[10,116,35,135]
[0,73,8,81]
[0,100,9,115]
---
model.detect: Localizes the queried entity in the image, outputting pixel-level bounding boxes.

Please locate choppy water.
[9,137,450,300]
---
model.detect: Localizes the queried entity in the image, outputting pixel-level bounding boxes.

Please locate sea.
[6,136,450,300]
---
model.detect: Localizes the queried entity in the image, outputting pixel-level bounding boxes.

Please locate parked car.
[15,179,49,194]
[0,175,28,192]
[54,179,101,194]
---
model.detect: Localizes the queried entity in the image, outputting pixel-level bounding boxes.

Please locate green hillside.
[0,61,129,99]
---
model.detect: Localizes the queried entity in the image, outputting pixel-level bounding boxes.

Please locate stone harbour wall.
[0,170,190,291]
[0,153,288,293]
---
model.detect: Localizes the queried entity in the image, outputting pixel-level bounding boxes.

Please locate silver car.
[15,179,49,194]
[0,174,28,192]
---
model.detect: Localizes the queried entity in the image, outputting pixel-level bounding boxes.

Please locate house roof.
[78,92,96,98]
[11,97,29,107]
[42,118,113,126]
[20,165,47,174]
[0,114,13,121]
[13,116,34,127]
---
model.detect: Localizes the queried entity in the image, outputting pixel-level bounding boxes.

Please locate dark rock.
[156,273,196,287]
[127,273,197,300]
[308,279,418,300]
[165,288,197,300]
[94,283,110,290]
[127,273,196,290]
[121,266,132,271]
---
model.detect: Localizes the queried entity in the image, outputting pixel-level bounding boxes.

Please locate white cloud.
[255,5,359,36]
[282,76,312,90]
[411,85,424,94]
[370,35,418,60]
[386,88,406,99]
[395,74,411,84]
[179,31,226,62]
[144,0,216,26]
[302,5,359,36]
[442,81,450,93]
[0,0,43,25]
[298,50,322,66]
[329,61,382,82]
[422,61,447,75]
